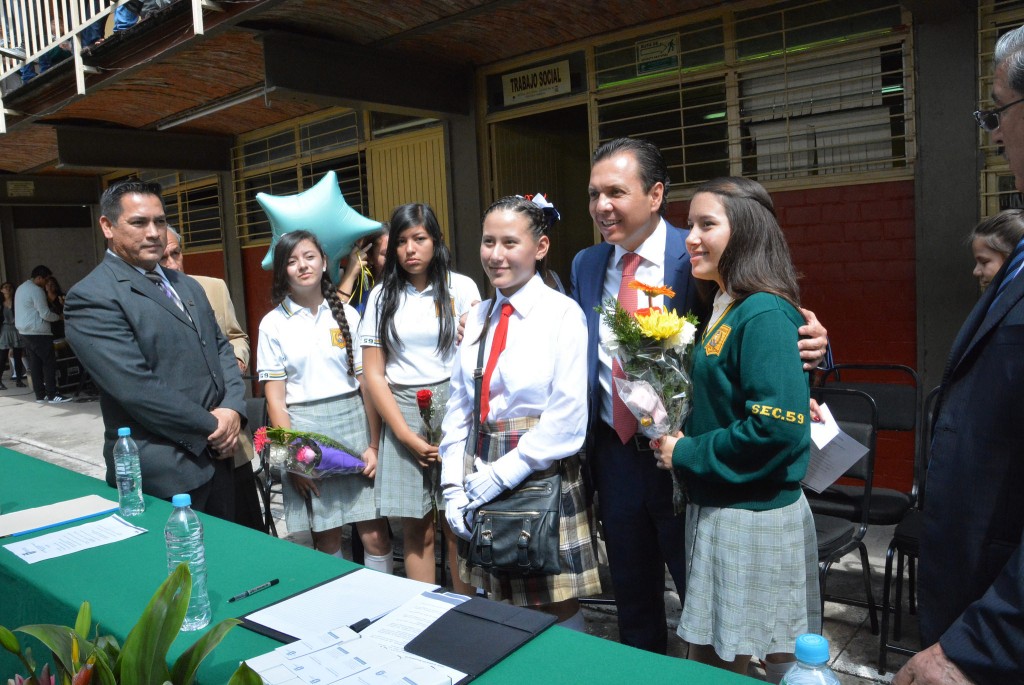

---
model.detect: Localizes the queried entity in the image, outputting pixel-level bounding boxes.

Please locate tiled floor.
[0,386,923,683]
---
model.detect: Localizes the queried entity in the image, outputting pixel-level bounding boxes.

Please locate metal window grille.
[232,109,366,244]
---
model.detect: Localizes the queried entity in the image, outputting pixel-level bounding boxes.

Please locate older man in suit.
[64,180,246,520]
[894,25,1024,685]
[570,137,827,655]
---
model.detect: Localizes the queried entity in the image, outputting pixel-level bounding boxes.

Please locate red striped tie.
[612,253,641,444]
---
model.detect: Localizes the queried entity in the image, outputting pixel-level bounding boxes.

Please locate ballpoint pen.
[228,578,280,603]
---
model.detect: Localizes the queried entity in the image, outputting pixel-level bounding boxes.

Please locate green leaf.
[17,625,76,675]
[74,602,92,641]
[169,618,240,685]
[118,564,189,684]
[226,661,263,685]
[0,625,20,655]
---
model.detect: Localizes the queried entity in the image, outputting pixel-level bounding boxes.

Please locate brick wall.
[666,180,917,491]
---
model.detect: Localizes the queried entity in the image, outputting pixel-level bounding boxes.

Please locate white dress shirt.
[440,274,588,492]
[597,217,670,425]
[257,297,362,404]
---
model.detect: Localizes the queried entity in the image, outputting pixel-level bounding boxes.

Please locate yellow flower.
[635,308,685,341]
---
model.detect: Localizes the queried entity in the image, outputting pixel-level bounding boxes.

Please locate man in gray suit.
[64,180,246,520]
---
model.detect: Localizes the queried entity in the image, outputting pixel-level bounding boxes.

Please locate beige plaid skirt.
[459,416,602,607]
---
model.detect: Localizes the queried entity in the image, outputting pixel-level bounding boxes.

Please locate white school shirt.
[597,217,669,426]
[256,296,362,405]
[358,272,481,385]
[439,273,588,492]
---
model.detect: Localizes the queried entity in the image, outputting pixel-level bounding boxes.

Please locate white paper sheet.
[3,514,147,563]
[243,568,440,641]
[801,423,870,494]
[810,402,840,449]
[360,592,467,650]
[0,494,119,538]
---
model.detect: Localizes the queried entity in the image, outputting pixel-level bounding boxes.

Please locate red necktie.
[480,302,514,423]
[612,253,641,444]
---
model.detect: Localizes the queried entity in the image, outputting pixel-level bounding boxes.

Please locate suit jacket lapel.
[106,254,195,330]
[664,222,694,312]
[946,268,1024,379]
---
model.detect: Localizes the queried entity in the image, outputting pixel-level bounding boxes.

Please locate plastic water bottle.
[165,494,211,631]
[113,427,145,516]
[781,634,841,684]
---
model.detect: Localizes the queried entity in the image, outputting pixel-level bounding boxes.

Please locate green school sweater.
[671,292,810,511]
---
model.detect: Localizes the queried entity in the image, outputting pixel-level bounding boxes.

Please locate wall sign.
[501,60,571,106]
[637,34,679,75]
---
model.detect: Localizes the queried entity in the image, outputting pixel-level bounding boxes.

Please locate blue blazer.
[920,251,1024,682]
[569,221,703,436]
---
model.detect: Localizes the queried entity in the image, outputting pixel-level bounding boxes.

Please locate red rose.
[416,389,433,410]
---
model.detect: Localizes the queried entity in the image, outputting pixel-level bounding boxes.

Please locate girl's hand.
[361,446,378,479]
[653,431,683,470]
[401,431,439,467]
[809,398,824,423]
[288,471,320,499]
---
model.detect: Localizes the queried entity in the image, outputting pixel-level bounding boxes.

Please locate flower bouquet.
[598,281,699,512]
[416,389,444,445]
[254,426,365,478]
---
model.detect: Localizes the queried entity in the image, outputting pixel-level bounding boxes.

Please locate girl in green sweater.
[655,177,819,682]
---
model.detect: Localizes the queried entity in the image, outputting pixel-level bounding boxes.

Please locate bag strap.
[463,299,497,478]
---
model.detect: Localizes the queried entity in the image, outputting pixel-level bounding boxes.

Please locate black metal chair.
[814,364,921,528]
[877,385,941,674]
[810,386,879,634]
[246,396,279,537]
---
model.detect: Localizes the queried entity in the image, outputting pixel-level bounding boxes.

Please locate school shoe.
[15,379,25,387]
[35,397,47,403]
[48,395,73,404]
[0,380,6,390]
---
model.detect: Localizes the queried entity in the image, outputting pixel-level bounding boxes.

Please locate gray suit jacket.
[64,253,246,498]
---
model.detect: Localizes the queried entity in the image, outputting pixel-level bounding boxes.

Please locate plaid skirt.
[283,393,380,533]
[459,416,602,607]
[677,493,821,661]
[377,381,450,518]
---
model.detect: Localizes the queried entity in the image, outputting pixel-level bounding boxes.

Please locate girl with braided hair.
[257,230,391,567]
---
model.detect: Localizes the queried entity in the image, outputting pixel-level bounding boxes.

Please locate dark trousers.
[592,421,687,654]
[184,456,236,522]
[21,334,56,399]
[232,460,266,532]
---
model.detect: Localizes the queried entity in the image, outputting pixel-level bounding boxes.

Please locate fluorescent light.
[155,86,266,131]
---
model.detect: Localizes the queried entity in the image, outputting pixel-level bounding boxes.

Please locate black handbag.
[460,301,562,576]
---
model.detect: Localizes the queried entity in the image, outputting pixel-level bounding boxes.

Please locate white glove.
[445,489,472,540]
[465,463,507,511]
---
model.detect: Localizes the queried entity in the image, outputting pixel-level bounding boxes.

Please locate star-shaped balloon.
[258,170,382,283]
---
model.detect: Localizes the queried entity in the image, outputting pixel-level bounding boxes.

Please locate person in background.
[257,230,391,566]
[895,23,1024,685]
[337,225,388,315]
[160,225,264,531]
[0,281,27,390]
[359,203,480,590]
[655,177,819,682]
[968,209,1024,293]
[441,195,600,627]
[15,265,69,404]
[64,180,246,519]
[44,275,65,340]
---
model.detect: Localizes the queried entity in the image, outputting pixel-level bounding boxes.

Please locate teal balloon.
[258,170,382,283]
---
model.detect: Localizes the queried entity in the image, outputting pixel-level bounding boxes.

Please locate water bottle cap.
[794,633,830,665]
[171,494,192,507]
[117,427,131,437]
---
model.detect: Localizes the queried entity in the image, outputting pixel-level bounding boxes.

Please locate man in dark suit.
[570,137,827,654]
[895,25,1024,685]
[64,180,246,520]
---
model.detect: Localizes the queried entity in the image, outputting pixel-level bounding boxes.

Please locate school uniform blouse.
[439,273,588,492]
[256,297,362,405]
[358,272,480,386]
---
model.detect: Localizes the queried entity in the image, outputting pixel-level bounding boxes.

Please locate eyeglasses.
[974,96,1024,131]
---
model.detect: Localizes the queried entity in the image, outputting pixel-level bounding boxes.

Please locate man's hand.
[208,407,241,456]
[456,300,481,345]
[237,358,247,374]
[893,643,975,685]
[797,307,828,371]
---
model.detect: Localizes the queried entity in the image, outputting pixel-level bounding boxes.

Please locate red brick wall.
[666,180,917,491]
[241,245,275,394]
[185,250,226,280]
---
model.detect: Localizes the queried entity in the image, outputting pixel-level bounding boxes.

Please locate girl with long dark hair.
[359,203,480,586]
[257,230,391,567]
[655,177,819,680]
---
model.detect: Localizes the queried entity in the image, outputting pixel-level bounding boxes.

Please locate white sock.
[363,550,394,574]
[761,658,795,684]
[556,609,586,632]
[331,549,345,559]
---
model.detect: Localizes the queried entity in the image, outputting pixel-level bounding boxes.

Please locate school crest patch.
[330,328,346,349]
[704,325,731,356]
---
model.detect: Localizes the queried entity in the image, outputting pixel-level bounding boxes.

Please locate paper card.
[0,494,119,538]
[277,626,360,660]
[4,515,146,563]
[810,402,840,449]
[801,426,870,494]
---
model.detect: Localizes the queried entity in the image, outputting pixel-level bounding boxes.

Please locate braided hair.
[271,230,356,376]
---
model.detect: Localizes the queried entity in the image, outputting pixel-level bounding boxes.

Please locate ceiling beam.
[54,125,232,171]
[262,30,471,116]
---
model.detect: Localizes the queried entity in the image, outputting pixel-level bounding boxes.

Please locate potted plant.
[0,564,260,684]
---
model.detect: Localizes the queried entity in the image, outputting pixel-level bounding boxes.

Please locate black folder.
[404,597,555,682]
